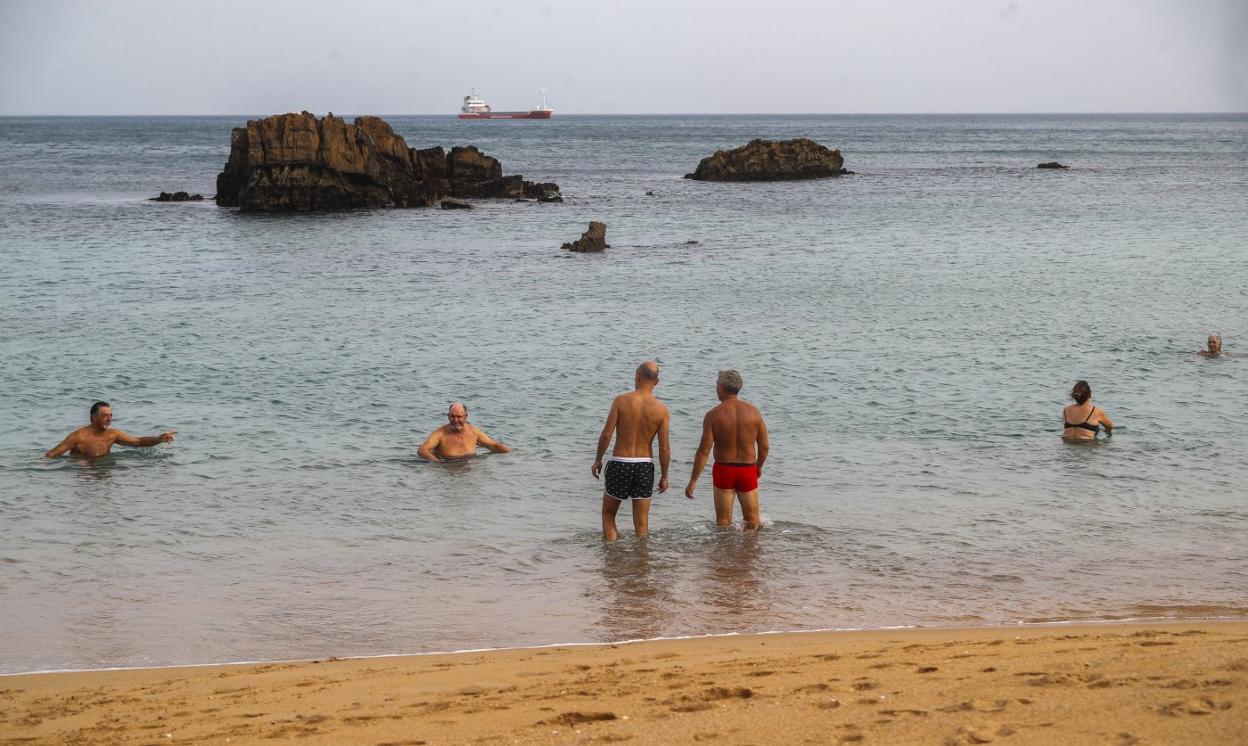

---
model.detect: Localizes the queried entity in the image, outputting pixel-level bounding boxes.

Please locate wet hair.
[447,402,467,417]
[717,369,743,395]
[90,401,111,418]
[637,361,659,381]
[1070,381,1091,405]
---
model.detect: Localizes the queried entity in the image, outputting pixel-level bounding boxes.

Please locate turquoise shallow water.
[1,114,1246,674]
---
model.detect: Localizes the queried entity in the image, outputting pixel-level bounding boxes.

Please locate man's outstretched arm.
[113,429,175,446]
[591,399,619,479]
[114,430,177,448]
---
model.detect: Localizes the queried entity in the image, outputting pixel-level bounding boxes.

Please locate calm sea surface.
[1,114,1245,674]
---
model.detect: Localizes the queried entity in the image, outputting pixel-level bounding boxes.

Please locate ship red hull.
[458,110,553,120]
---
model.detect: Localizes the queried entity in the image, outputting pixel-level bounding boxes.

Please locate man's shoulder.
[616,390,653,407]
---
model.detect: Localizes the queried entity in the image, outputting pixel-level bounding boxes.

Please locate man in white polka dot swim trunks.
[591,360,672,540]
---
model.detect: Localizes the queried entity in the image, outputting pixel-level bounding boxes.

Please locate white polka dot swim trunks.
[603,457,655,500]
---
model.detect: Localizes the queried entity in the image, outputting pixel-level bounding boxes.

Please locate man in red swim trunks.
[684,369,769,530]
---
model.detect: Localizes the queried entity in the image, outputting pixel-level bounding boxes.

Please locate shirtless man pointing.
[417,402,510,461]
[592,361,671,540]
[45,401,176,459]
[685,369,769,530]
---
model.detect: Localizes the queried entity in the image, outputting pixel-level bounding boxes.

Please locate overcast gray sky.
[1,0,1245,115]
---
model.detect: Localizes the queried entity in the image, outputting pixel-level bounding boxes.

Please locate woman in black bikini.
[1062,380,1114,442]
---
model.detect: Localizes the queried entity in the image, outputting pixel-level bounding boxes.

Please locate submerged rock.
[150,191,204,201]
[439,197,472,209]
[685,138,847,181]
[1037,161,1069,169]
[562,222,607,252]
[215,112,560,211]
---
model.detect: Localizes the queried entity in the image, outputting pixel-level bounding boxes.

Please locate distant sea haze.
[0,114,1245,674]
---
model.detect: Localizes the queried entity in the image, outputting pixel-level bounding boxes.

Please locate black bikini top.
[1064,405,1099,433]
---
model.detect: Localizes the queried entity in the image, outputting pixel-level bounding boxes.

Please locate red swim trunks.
[712,462,758,492]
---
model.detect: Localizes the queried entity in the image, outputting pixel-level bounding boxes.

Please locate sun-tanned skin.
[45,404,176,459]
[592,361,671,541]
[685,379,769,530]
[417,402,510,461]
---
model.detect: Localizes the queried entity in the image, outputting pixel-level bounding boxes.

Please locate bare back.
[706,398,765,463]
[611,391,669,458]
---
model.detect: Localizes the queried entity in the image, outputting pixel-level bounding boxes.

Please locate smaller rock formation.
[562,222,607,252]
[150,191,204,201]
[1037,162,1069,169]
[440,197,472,209]
[685,138,847,181]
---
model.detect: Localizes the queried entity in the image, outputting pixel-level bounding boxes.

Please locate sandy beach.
[2,621,1245,744]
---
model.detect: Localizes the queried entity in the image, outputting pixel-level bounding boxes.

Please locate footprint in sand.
[937,699,1009,713]
[948,722,1015,744]
[544,711,618,726]
[1158,697,1233,717]
[671,701,715,713]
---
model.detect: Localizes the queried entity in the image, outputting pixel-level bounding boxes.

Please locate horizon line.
[2,111,1246,118]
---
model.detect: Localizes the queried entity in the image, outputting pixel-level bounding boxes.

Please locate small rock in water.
[1037,161,1069,169]
[562,221,607,252]
[150,191,204,201]
[439,197,473,209]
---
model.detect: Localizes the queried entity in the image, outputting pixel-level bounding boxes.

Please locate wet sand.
[2,621,1245,744]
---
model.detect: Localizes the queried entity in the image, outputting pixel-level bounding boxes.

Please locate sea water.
[0,114,1245,674]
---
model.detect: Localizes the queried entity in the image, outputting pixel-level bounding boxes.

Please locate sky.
[1,0,1245,115]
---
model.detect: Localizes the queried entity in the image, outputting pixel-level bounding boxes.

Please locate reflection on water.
[697,528,767,622]
[597,540,675,642]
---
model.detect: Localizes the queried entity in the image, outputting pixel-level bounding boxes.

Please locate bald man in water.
[417,402,510,461]
[45,401,176,459]
[592,361,671,540]
[685,369,769,530]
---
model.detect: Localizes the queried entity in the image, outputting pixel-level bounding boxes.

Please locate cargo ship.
[458,88,554,119]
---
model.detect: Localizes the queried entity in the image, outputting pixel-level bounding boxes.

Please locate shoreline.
[9,614,1248,678]
[4,620,1245,744]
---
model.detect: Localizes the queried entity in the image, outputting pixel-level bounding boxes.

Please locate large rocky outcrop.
[684,138,847,181]
[215,112,559,211]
